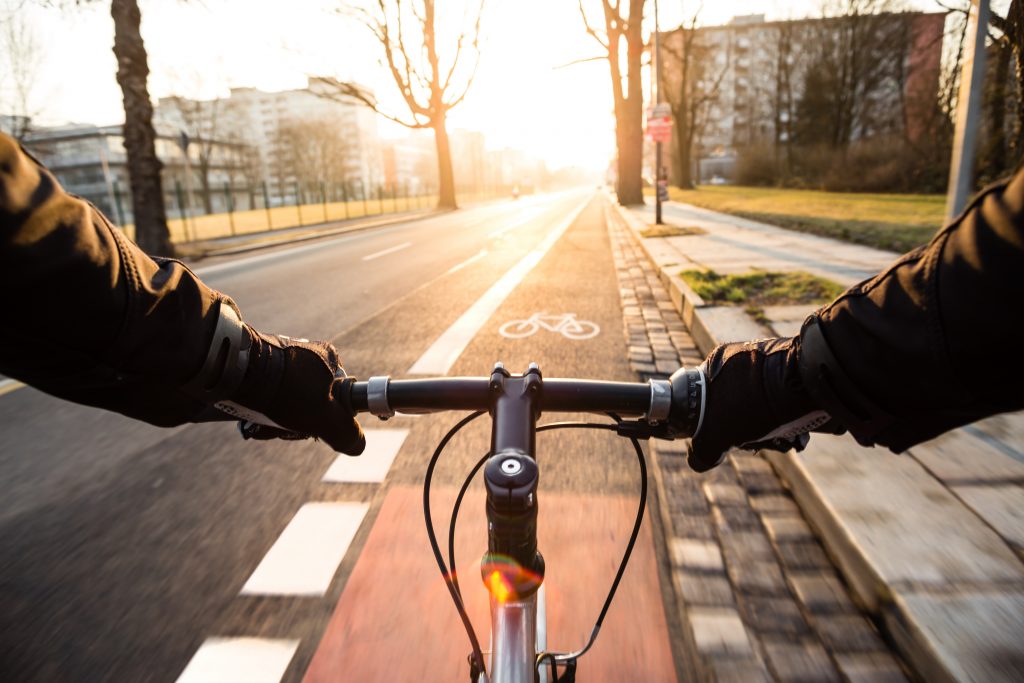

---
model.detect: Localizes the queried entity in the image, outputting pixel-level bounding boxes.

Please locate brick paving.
[605,203,911,683]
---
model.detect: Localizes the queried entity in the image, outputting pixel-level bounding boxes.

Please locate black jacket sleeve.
[0,132,229,426]
[800,165,1024,452]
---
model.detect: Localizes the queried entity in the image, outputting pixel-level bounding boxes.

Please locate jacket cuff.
[181,300,250,400]
[798,314,895,447]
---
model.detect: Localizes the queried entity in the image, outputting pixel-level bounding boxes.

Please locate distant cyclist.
[1,130,1022,471]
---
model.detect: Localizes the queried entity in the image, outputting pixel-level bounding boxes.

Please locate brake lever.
[614,419,675,441]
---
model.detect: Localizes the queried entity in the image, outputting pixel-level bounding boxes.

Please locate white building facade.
[156,78,383,204]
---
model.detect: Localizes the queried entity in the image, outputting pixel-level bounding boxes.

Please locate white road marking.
[408,197,590,375]
[175,637,299,683]
[240,502,368,596]
[323,429,409,483]
[195,236,367,277]
[362,241,412,261]
[445,249,488,275]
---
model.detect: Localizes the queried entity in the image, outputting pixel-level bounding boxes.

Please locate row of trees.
[657,0,1024,194]
[575,0,1022,200]
[4,0,485,256]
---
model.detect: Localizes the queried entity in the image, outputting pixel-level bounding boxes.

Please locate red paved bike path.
[303,485,677,681]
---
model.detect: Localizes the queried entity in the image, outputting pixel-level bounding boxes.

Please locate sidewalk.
[605,201,910,682]
[616,197,1024,682]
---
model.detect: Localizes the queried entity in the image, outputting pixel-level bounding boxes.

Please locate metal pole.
[112,180,126,227]
[946,0,990,220]
[654,0,664,225]
[180,139,197,240]
[321,181,328,223]
[225,180,236,236]
[262,180,273,230]
[174,179,190,242]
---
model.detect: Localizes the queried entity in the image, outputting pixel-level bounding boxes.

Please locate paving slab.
[910,428,1024,485]
[884,590,1024,683]
[631,201,897,287]
[953,485,1024,552]
[769,435,1024,611]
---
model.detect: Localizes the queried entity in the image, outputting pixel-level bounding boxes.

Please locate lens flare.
[487,570,512,603]
[481,554,544,603]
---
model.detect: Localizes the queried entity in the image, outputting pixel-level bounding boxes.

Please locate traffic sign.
[646,116,672,143]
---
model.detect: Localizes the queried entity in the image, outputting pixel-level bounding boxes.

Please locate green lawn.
[680,269,846,324]
[651,185,945,253]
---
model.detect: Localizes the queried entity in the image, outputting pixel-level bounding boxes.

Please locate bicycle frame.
[352,363,705,683]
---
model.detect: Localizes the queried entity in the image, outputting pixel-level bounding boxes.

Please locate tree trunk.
[615,0,645,205]
[198,163,213,214]
[110,0,172,256]
[675,125,693,188]
[433,114,457,209]
[984,44,1009,180]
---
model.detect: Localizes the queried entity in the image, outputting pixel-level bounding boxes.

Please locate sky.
[1,0,936,172]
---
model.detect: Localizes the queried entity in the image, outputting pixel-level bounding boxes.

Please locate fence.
[117,179,505,244]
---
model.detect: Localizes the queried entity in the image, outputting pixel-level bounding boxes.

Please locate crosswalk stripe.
[240,502,369,597]
[175,637,299,683]
[323,429,409,483]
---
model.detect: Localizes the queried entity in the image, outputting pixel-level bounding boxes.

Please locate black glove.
[218,328,366,455]
[687,337,838,472]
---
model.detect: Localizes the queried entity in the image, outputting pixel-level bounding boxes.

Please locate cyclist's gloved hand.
[219,328,366,455]
[687,337,838,472]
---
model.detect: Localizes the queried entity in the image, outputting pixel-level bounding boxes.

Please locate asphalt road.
[0,191,684,682]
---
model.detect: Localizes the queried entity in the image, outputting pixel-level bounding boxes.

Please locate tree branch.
[578,0,610,50]
[310,77,430,128]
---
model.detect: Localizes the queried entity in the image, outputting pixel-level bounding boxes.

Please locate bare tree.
[659,11,727,188]
[275,117,354,189]
[0,10,42,139]
[316,0,484,209]
[161,93,221,214]
[579,0,646,205]
[795,1,914,147]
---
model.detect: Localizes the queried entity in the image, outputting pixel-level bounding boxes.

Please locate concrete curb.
[607,200,770,355]
[608,199,1024,682]
[179,209,440,260]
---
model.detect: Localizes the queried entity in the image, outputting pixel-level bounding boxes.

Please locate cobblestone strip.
[606,203,911,683]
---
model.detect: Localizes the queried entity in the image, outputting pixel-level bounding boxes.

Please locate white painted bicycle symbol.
[499,312,601,340]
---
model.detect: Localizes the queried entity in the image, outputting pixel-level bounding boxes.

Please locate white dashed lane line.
[323,429,409,483]
[361,241,412,261]
[175,637,299,683]
[240,502,369,597]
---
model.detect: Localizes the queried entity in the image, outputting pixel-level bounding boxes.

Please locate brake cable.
[423,411,488,679]
[424,412,648,683]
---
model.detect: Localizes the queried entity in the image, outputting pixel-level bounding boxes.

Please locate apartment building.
[24,123,252,224]
[660,12,945,181]
[156,77,383,203]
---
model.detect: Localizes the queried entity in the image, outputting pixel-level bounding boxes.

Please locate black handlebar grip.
[667,367,705,438]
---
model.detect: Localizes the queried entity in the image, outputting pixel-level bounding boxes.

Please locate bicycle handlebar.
[348,364,706,439]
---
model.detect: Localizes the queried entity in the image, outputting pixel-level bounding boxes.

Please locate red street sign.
[646,116,672,143]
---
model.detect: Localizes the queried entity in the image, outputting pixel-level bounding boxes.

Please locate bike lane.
[300,196,680,681]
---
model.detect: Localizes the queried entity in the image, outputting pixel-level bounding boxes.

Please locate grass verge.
[680,269,845,324]
[649,185,943,253]
[639,224,707,238]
